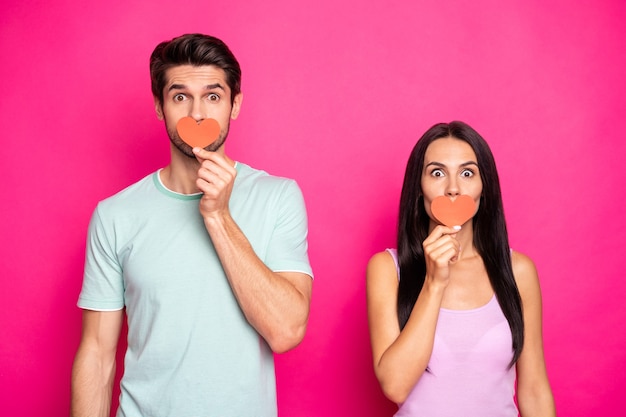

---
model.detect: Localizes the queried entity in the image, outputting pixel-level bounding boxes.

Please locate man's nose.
[189,100,205,121]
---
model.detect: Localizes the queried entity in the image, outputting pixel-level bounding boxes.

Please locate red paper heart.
[431,195,477,227]
[176,117,221,148]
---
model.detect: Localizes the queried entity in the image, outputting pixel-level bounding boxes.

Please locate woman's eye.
[461,169,474,178]
[431,169,444,177]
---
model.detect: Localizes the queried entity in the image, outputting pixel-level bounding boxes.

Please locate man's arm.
[71,309,124,417]
[205,213,312,353]
[193,147,312,353]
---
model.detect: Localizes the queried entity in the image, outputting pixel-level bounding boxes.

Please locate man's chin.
[203,137,226,153]
[176,143,196,159]
[168,134,226,157]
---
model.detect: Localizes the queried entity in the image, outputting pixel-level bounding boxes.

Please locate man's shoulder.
[233,163,306,213]
[236,162,298,190]
[97,171,158,212]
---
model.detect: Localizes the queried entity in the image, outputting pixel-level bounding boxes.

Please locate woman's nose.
[445,178,460,197]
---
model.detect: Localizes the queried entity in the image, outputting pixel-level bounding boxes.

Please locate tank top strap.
[385,248,400,280]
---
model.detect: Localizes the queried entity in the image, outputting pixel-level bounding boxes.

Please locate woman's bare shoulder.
[367,250,398,284]
[511,250,541,299]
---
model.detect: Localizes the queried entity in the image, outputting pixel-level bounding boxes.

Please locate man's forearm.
[71,349,115,417]
[204,212,311,353]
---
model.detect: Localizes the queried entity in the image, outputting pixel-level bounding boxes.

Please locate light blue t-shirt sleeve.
[264,180,313,278]
[78,205,125,311]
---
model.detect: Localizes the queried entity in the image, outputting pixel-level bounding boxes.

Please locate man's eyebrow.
[168,84,186,92]
[167,83,225,92]
[204,83,225,91]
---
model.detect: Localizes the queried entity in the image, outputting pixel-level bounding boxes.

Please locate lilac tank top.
[387,249,518,417]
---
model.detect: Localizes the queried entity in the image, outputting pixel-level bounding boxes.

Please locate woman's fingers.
[423,225,462,284]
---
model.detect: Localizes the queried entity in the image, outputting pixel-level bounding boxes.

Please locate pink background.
[1,1,624,416]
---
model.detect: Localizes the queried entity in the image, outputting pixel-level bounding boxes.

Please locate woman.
[367,121,555,416]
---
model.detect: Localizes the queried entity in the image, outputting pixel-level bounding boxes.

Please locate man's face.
[155,64,242,157]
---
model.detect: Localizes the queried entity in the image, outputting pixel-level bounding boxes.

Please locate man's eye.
[174,94,185,102]
[208,93,220,101]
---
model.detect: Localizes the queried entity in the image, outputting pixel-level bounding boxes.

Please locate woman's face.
[421,137,483,226]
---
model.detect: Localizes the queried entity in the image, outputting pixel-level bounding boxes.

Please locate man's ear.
[154,97,164,120]
[230,93,243,120]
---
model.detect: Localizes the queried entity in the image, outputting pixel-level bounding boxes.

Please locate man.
[71,33,313,417]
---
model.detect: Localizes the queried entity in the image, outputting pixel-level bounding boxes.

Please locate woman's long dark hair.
[397,121,524,367]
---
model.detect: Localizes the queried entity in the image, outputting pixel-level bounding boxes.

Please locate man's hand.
[193,147,237,219]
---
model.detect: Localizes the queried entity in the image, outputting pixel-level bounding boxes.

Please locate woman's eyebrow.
[460,161,479,167]
[424,161,479,169]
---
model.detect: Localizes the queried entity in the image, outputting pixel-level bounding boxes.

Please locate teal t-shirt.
[78,162,313,417]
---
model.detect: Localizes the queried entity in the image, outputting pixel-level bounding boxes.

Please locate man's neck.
[160,144,233,194]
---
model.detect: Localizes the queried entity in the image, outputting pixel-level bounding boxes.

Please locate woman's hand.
[422,225,461,287]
